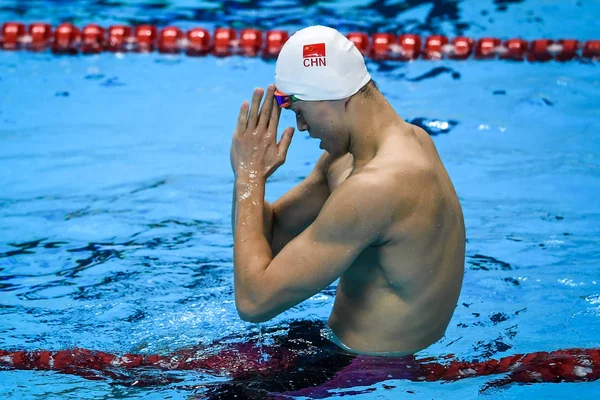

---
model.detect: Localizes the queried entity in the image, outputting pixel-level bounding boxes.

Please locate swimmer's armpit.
[234,173,395,322]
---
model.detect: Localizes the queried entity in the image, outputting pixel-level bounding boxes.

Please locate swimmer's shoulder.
[362,147,437,212]
[346,163,418,213]
[381,125,440,180]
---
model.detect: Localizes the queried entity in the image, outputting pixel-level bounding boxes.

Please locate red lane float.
[583,40,600,59]
[449,36,473,60]
[370,33,394,60]
[186,27,210,56]
[397,34,421,60]
[158,26,183,54]
[1,22,25,50]
[500,38,528,61]
[475,37,501,59]
[0,22,598,61]
[81,24,105,54]
[0,346,598,389]
[423,35,448,60]
[263,30,289,58]
[107,25,131,52]
[213,27,236,57]
[28,23,52,51]
[134,24,157,52]
[556,39,579,61]
[240,28,262,57]
[529,39,553,62]
[347,32,369,55]
[52,22,80,54]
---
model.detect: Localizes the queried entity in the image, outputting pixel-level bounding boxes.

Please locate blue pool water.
[1,0,599,398]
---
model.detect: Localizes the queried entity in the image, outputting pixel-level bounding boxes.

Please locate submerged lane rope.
[1,345,598,395]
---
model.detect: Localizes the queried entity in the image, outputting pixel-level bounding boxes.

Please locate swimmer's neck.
[345,89,406,169]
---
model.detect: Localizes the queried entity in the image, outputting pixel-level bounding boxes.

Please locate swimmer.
[230,25,465,356]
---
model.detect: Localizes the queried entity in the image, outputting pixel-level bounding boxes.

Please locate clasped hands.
[230,85,295,181]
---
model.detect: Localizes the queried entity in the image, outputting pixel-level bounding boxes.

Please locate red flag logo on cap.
[302,43,326,67]
[303,43,326,58]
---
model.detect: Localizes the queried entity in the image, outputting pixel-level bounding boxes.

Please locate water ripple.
[0,0,527,35]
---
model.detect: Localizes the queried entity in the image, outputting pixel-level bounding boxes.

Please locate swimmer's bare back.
[266,121,465,355]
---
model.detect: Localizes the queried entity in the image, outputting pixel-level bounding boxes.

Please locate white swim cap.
[275,25,372,101]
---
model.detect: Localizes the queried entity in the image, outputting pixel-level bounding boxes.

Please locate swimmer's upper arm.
[269,152,331,254]
[237,174,394,322]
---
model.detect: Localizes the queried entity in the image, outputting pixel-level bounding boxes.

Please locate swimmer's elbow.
[238,310,269,323]
[236,297,274,323]
[236,303,271,323]
[235,275,285,323]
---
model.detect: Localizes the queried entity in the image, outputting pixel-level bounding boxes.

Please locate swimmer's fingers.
[268,97,281,135]
[235,100,249,136]
[246,87,265,133]
[258,85,275,133]
[276,127,295,163]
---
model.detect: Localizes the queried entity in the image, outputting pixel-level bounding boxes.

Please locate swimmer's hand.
[230,85,295,180]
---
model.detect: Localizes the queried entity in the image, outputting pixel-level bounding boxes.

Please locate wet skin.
[230,84,465,354]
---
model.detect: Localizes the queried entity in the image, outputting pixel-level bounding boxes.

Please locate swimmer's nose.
[296,114,308,132]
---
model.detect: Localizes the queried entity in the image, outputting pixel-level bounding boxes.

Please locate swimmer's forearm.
[231,181,273,243]
[233,174,274,317]
[263,200,274,244]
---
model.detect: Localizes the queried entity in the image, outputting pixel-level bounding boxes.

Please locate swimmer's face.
[289,99,348,156]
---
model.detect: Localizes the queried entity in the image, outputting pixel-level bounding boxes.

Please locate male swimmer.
[230,25,465,356]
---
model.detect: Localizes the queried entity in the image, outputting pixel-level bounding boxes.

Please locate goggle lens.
[274,90,296,108]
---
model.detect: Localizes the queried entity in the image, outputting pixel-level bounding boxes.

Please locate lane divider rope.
[0,346,599,387]
[1,22,599,61]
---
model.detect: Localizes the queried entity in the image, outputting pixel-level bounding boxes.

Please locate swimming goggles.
[274,89,298,109]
